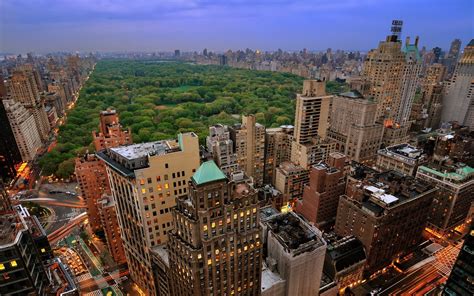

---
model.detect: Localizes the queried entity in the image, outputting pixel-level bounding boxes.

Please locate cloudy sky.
[0,0,472,53]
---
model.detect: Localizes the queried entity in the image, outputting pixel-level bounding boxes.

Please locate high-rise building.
[164,160,263,295]
[443,38,462,77]
[416,163,474,234]
[75,154,110,231]
[327,91,383,162]
[0,210,50,295]
[76,110,132,231]
[97,133,200,295]
[8,69,50,141]
[206,124,239,174]
[443,222,474,296]
[3,100,42,161]
[262,211,327,295]
[335,169,436,274]
[441,39,474,129]
[396,37,422,125]
[229,115,266,187]
[264,126,293,185]
[291,80,335,168]
[92,109,132,151]
[0,97,22,182]
[296,152,346,229]
[420,64,446,129]
[97,194,127,265]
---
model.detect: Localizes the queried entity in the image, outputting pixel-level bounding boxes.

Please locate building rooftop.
[110,141,173,160]
[278,161,306,173]
[259,206,280,222]
[418,163,474,184]
[324,233,366,273]
[152,245,169,266]
[265,212,325,254]
[339,90,363,99]
[378,143,425,165]
[192,160,227,185]
[0,211,26,247]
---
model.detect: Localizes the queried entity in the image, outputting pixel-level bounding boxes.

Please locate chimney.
[415,36,419,47]
[405,36,410,46]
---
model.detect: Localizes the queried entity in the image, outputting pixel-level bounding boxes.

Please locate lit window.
[246,210,250,215]
[215,249,219,255]
[10,260,17,267]
[0,264,4,270]
[233,214,237,219]
[198,254,202,259]
[252,208,256,213]
[240,212,244,217]
[208,259,212,265]
[164,183,169,189]
[41,248,46,253]
[141,188,146,194]
[203,225,208,231]
[157,185,162,191]
[211,222,216,228]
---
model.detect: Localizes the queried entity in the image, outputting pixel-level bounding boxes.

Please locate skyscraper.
[443,38,462,77]
[165,161,263,295]
[229,115,266,187]
[97,133,200,295]
[3,100,42,161]
[263,126,293,185]
[327,91,383,162]
[441,39,474,129]
[8,69,50,141]
[0,95,22,182]
[290,80,334,168]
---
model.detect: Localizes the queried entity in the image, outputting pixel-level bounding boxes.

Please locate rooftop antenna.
[391,20,403,41]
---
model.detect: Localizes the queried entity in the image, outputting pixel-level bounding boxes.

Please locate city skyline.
[1,0,472,53]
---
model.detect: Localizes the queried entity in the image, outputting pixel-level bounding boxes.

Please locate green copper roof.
[192,160,227,185]
[419,165,474,182]
[403,44,421,61]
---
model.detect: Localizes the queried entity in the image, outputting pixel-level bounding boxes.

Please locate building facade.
[441,39,474,129]
[97,133,200,295]
[206,124,239,174]
[165,161,262,295]
[263,126,293,185]
[376,143,426,176]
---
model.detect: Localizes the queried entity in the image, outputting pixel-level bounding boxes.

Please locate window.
[165,163,169,168]
[0,264,4,270]
[10,260,17,267]
[156,176,161,182]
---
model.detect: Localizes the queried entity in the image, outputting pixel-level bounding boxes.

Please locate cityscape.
[0,1,473,296]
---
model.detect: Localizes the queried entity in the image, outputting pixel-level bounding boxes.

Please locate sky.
[0,0,472,53]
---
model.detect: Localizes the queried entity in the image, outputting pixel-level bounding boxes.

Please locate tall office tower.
[291,80,335,168]
[443,38,462,77]
[416,163,474,235]
[441,39,474,129]
[97,133,200,295]
[164,161,262,296]
[8,70,50,141]
[75,154,110,231]
[206,124,239,174]
[0,98,22,182]
[229,115,266,187]
[97,194,127,264]
[296,152,346,229]
[3,100,42,161]
[335,170,436,274]
[262,211,327,296]
[420,64,446,129]
[362,31,405,123]
[263,126,294,185]
[0,211,50,295]
[396,37,422,125]
[93,109,132,151]
[443,223,474,296]
[327,91,383,162]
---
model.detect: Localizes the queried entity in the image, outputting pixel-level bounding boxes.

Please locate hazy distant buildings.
[335,169,436,274]
[3,99,42,161]
[97,133,200,295]
[229,115,266,187]
[441,39,474,129]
